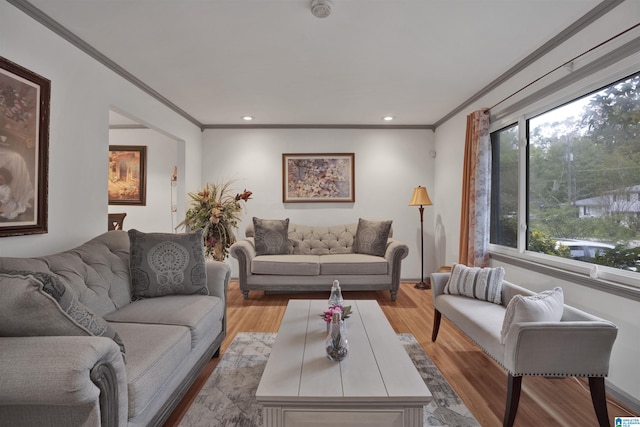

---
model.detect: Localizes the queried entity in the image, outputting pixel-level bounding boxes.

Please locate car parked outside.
[555,239,615,261]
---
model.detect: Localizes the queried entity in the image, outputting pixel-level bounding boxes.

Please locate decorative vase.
[328,279,344,307]
[325,312,348,361]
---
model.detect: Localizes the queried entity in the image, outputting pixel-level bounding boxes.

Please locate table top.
[256,299,432,404]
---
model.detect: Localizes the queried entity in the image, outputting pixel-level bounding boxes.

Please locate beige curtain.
[459,108,491,267]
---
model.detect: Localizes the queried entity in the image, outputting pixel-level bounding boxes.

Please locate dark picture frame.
[0,57,50,237]
[108,145,147,205]
[282,153,355,203]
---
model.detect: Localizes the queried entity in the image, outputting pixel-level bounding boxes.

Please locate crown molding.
[109,124,149,130]
[202,124,434,130]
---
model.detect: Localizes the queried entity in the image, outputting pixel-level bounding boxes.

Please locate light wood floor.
[164,281,637,427]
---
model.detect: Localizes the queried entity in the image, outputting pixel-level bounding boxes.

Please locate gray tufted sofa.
[230,222,409,300]
[430,272,618,427]
[0,231,231,427]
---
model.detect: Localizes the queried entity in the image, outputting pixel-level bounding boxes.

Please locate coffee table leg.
[263,406,281,427]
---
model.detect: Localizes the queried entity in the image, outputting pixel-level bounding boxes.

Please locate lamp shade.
[409,186,432,206]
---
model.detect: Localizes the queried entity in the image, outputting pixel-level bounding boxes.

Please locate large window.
[491,72,640,275]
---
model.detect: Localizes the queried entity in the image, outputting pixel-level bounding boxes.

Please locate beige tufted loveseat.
[230,222,409,300]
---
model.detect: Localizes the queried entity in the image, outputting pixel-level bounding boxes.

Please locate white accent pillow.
[500,287,564,344]
[444,263,505,304]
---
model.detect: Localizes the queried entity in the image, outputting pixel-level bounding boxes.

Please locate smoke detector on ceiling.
[311,0,332,18]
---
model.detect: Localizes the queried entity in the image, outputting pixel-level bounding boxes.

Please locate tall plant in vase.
[180,181,252,261]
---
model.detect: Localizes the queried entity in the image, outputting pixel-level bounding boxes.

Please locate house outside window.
[490,72,640,276]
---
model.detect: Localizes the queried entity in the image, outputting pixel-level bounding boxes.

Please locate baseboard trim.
[606,379,640,416]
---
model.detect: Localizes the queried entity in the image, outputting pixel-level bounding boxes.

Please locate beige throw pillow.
[500,287,564,343]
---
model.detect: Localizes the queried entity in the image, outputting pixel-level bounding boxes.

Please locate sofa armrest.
[230,239,256,284]
[0,336,128,427]
[430,272,450,301]
[205,259,231,301]
[503,320,618,377]
[384,239,409,297]
[384,238,409,262]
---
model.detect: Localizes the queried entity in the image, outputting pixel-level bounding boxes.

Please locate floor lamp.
[409,185,433,290]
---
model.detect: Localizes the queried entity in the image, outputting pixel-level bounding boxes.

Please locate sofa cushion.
[353,218,392,257]
[104,294,223,349]
[0,271,126,358]
[436,294,507,364]
[253,217,290,255]
[500,287,564,343]
[110,322,191,418]
[319,254,388,275]
[128,229,208,299]
[252,255,320,275]
[444,263,504,304]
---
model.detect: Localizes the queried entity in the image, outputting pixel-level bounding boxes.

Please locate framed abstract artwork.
[0,57,50,237]
[108,145,147,205]
[282,153,355,203]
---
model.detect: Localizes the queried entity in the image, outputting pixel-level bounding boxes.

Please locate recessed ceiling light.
[242,116,254,121]
[383,116,395,121]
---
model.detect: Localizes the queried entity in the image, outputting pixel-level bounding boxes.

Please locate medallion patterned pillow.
[500,287,564,343]
[353,218,392,257]
[253,217,290,256]
[444,263,505,304]
[128,229,208,299]
[0,271,126,360]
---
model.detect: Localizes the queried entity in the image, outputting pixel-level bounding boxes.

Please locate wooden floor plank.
[163,281,637,427]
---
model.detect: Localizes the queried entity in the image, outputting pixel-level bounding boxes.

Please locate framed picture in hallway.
[0,57,50,237]
[108,145,147,205]
[282,153,355,203]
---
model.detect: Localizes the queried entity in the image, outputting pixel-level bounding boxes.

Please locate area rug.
[179,332,479,427]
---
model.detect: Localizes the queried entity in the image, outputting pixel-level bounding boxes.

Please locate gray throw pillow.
[353,218,392,257]
[444,263,505,304]
[0,271,126,360]
[128,229,208,299]
[253,217,290,255]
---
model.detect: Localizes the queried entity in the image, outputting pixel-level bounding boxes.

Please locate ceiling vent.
[311,0,332,18]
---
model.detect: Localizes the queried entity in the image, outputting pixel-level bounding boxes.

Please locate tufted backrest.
[245,222,393,256]
[0,231,132,317]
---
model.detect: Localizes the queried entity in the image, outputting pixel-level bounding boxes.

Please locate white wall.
[0,2,202,257]
[432,1,640,407]
[108,129,179,232]
[202,128,436,280]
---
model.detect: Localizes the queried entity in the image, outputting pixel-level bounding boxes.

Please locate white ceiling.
[23,0,604,126]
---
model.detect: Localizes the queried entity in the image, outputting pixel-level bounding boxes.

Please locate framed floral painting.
[108,145,147,205]
[0,57,50,237]
[282,153,355,203]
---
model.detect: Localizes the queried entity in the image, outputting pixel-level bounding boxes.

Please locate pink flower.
[323,305,343,323]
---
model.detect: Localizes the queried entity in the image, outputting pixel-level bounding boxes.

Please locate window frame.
[488,62,640,299]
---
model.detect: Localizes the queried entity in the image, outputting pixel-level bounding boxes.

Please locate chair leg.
[504,374,522,427]
[431,309,442,342]
[589,377,610,427]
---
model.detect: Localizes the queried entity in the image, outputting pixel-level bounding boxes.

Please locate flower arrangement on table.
[321,304,352,323]
[179,181,252,261]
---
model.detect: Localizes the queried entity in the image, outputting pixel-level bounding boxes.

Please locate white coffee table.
[256,299,432,427]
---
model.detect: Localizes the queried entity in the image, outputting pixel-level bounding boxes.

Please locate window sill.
[490,248,640,302]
